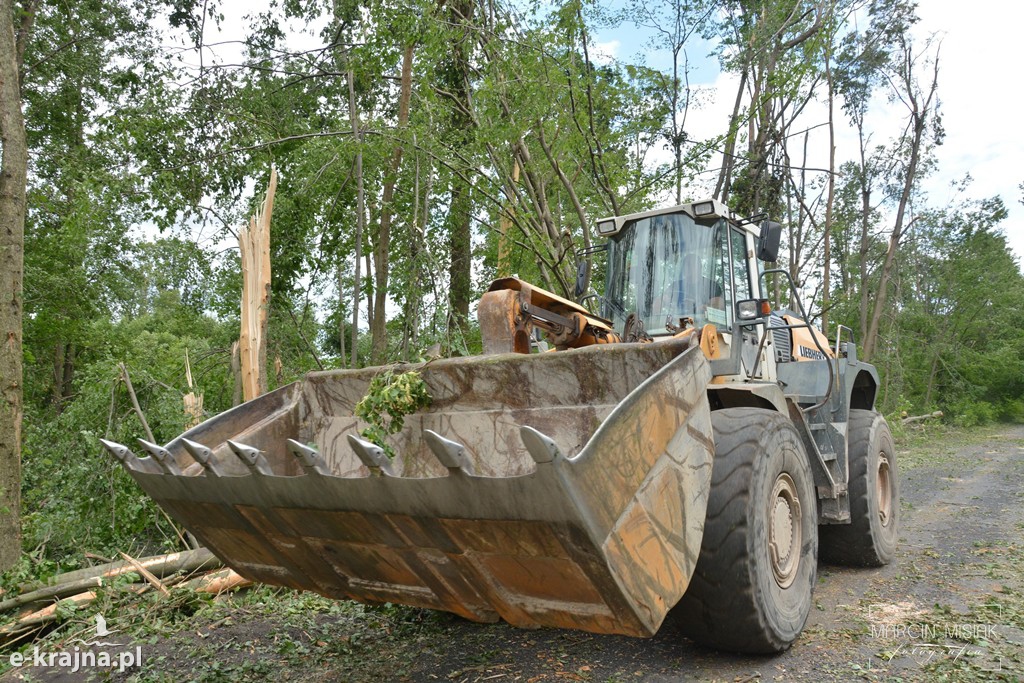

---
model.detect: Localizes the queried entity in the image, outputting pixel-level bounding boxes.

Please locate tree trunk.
[714,67,748,202]
[230,340,242,407]
[447,180,472,338]
[61,342,74,404]
[821,49,836,336]
[348,68,363,369]
[52,343,64,411]
[336,262,347,368]
[238,170,275,401]
[0,0,28,569]
[445,0,474,342]
[856,121,871,345]
[862,46,939,361]
[370,44,414,365]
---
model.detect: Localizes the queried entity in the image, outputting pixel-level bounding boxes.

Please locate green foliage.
[354,369,432,458]
[948,400,999,429]
[20,301,239,562]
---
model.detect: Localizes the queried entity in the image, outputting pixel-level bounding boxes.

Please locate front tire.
[672,408,818,654]
[820,410,899,566]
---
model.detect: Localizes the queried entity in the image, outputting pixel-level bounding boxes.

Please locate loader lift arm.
[479,278,621,354]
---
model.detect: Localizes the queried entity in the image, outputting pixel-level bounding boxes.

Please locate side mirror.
[574,258,588,299]
[757,220,782,262]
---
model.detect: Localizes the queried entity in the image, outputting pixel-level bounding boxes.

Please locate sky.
[590,0,1024,268]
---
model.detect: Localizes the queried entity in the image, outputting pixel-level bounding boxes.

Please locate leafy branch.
[354,369,431,459]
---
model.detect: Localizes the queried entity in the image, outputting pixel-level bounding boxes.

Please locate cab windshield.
[603,213,730,336]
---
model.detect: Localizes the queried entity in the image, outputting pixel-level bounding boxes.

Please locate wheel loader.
[102,199,899,654]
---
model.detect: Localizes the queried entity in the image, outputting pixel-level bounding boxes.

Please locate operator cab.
[597,200,761,338]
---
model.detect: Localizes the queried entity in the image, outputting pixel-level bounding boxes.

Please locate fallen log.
[0,576,106,614]
[16,548,220,594]
[902,410,943,425]
[185,569,253,594]
[0,591,97,636]
[0,565,248,645]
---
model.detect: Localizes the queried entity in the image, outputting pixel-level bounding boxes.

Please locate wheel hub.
[769,472,802,589]
[877,453,893,527]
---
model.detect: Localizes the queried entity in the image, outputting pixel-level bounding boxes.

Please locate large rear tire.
[819,409,899,566]
[672,408,818,654]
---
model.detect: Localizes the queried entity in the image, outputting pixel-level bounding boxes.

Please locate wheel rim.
[769,472,802,589]
[877,453,893,527]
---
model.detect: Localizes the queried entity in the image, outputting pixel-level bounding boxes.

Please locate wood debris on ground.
[0,547,252,645]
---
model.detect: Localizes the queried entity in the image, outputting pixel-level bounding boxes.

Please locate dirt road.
[4,424,1023,682]
[397,424,1024,683]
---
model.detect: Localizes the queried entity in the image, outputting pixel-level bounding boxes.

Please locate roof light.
[692,201,716,217]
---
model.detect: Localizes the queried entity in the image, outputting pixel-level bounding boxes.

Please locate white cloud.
[914,1,1024,263]
[591,39,621,66]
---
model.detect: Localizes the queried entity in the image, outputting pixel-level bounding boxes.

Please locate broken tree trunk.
[183,348,203,429]
[119,362,154,443]
[183,568,252,594]
[0,577,107,614]
[239,167,276,402]
[0,591,98,636]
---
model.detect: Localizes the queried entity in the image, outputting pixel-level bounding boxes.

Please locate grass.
[893,422,1013,472]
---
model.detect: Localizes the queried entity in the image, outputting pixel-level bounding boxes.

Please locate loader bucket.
[105,338,714,637]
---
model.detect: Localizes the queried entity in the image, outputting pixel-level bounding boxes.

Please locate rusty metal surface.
[105,339,714,638]
[480,278,621,352]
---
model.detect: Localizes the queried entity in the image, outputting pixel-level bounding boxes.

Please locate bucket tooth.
[423,429,474,474]
[137,439,182,475]
[519,426,564,464]
[346,434,395,476]
[181,438,222,477]
[99,439,143,471]
[286,439,330,476]
[226,440,275,476]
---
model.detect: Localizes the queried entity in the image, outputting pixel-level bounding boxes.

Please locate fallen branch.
[0,577,104,614]
[116,363,198,550]
[118,551,170,597]
[0,564,248,646]
[16,548,219,594]
[0,590,97,636]
[119,363,154,443]
[902,410,943,425]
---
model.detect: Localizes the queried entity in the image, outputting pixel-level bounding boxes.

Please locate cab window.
[731,227,753,303]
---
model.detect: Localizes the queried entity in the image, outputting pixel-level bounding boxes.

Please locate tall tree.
[629,0,715,204]
[860,34,941,361]
[713,0,823,216]
[0,0,33,570]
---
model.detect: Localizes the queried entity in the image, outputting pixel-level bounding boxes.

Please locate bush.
[998,398,1024,424]
[949,400,999,428]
